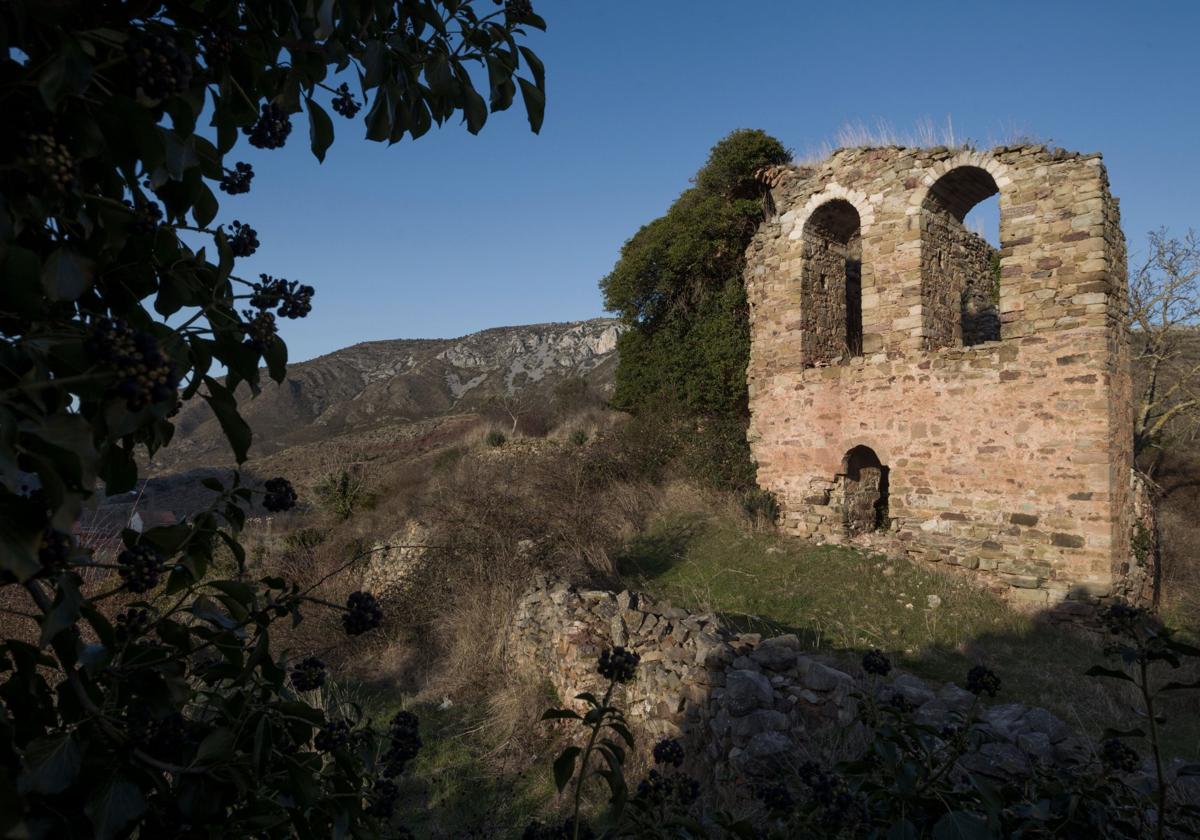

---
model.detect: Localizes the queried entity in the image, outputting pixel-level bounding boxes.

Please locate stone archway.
[842,445,888,535]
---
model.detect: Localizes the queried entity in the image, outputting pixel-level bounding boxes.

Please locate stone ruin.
[505,578,1121,785]
[744,145,1155,609]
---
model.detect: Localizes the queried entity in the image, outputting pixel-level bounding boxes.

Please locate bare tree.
[1129,228,1200,469]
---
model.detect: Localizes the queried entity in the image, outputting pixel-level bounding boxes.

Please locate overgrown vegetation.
[601,129,792,491]
[541,606,1200,838]
[0,1,547,836]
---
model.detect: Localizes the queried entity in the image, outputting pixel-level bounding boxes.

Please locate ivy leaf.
[38,38,92,109]
[41,249,94,301]
[540,708,581,721]
[552,746,580,793]
[306,97,334,163]
[193,727,236,767]
[39,575,83,648]
[85,774,146,840]
[202,376,252,463]
[516,77,544,133]
[193,183,218,227]
[17,734,81,795]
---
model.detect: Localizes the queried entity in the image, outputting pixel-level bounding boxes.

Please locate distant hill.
[150,318,623,475]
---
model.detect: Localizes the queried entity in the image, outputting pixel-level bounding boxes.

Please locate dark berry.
[862,648,892,676]
[219,162,254,195]
[228,220,259,258]
[24,132,77,194]
[38,527,73,573]
[965,665,1001,697]
[262,477,297,513]
[314,719,351,752]
[887,692,913,714]
[131,200,163,236]
[242,309,277,352]
[244,102,292,149]
[289,656,326,692]
[250,274,315,319]
[1100,601,1148,636]
[1099,738,1141,773]
[331,82,361,118]
[87,319,181,411]
[365,778,398,818]
[200,23,237,67]
[381,710,421,776]
[652,737,684,768]
[504,0,534,21]
[126,29,192,100]
[118,544,164,593]
[342,591,383,636]
[597,646,639,683]
[115,607,152,643]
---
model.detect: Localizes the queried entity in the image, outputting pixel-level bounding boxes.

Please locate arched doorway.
[801,199,862,364]
[842,445,888,535]
[919,166,1002,348]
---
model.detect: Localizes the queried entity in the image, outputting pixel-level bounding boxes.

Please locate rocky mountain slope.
[152,318,623,474]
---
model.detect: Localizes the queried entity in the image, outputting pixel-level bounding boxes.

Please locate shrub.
[485,430,508,448]
[314,466,372,520]
[740,487,780,525]
[570,429,589,447]
[0,3,548,835]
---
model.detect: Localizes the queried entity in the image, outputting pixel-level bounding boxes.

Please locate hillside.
[150,318,623,475]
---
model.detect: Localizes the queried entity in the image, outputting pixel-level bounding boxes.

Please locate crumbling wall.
[745,145,1140,607]
[505,578,1100,781]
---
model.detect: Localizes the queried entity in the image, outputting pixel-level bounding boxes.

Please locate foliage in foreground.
[0,1,546,836]
[600,129,791,491]
[538,605,1200,839]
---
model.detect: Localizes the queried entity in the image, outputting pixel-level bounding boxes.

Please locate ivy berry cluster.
[87,318,181,411]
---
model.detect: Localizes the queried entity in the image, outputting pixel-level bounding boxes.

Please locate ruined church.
[744,145,1153,608]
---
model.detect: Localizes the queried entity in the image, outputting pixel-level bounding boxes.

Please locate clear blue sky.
[225,0,1200,363]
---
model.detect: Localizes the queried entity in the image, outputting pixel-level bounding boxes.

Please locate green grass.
[335,684,560,839]
[618,512,1200,760]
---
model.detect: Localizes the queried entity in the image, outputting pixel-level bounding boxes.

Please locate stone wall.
[505,578,1098,782]
[745,145,1145,607]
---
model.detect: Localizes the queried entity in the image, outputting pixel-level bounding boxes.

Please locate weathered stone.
[725,670,774,716]
[745,145,1144,608]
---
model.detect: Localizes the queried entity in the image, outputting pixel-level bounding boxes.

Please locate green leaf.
[552,746,580,793]
[41,249,94,301]
[540,708,582,721]
[194,727,236,766]
[1085,665,1135,683]
[516,77,545,133]
[306,97,334,163]
[194,183,218,227]
[39,575,83,648]
[202,376,252,463]
[264,338,287,384]
[39,39,92,109]
[85,774,146,840]
[518,46,545,89]
[17,734,81,795]
[461,81,487,135]
[887,818,918,840]
[931,811,992,840]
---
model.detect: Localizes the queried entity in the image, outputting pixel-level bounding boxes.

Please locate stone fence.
[504,577,1096,783]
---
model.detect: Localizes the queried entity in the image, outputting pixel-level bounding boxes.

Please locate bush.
[570,429,589,447]
[740,488,780,525]
[601,129,791,489]
[485,430,508,448]
[314,466,372,520]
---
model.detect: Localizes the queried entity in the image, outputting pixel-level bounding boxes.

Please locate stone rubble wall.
[745,145,1140,607]
[505,578,1095,782]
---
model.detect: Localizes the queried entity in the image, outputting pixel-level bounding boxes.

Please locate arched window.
[842,445,888,535]
[801,199,862,364]
[920,166,1002,348]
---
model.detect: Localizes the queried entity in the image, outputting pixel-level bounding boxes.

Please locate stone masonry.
[745,145,1150,608]
[505,578,1103,783]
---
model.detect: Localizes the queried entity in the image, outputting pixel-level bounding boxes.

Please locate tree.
[600,129,790,489]
[0,1,547,836]
[1129,229,1200,469]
